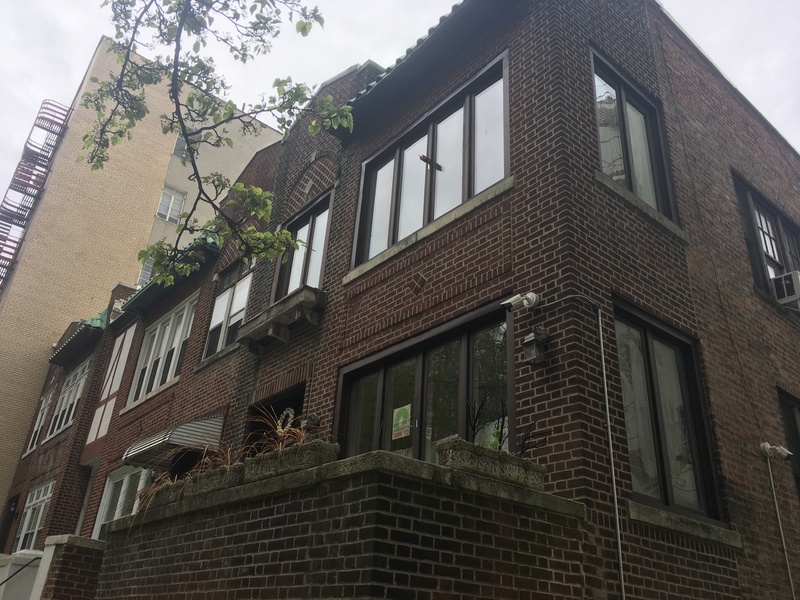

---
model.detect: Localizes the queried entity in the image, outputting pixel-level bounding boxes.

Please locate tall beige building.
[0,37,279,501]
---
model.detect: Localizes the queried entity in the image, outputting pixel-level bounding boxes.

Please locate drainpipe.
[760,442,797,600]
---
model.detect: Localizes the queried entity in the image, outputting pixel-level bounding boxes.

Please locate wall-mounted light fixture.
[523,325,550,365]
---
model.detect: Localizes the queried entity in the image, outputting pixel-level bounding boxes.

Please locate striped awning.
[122,414,224,470]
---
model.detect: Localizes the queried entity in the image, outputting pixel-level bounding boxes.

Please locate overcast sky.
[0,0,798,191]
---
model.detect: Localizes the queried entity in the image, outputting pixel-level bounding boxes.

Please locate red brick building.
[4,0,800,598]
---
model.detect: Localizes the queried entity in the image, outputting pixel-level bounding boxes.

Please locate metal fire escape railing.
[0,100,70,297]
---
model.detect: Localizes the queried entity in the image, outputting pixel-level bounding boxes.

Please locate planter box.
[436,437,545,490]
[244,441,340,483]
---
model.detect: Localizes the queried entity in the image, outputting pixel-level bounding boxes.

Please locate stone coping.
[43,535,107,551]
[627,500,743,549]
[0,550,42,566]
[108,442,584,534]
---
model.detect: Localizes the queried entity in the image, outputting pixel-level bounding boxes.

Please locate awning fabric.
[122,415,224,470]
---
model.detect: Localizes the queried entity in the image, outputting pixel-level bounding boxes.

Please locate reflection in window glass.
[424,340,460,463]
[397,136,428,241]
[347,373,379,457]
[306,208,329,289]
[615,320,662,501]
[626,103,657,209]
[473,79,505,193]
[595,74,626,187]
[434,109,464,219]
[368,159,395,259]
[287,223,309,293]
[384,359,416,457]
[470,322,508,450]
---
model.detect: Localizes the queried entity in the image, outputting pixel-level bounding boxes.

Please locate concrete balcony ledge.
[237,285,326,347]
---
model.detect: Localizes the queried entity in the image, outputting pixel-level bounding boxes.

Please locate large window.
[342,314,510,462]
[93,467,149,538]
[130,296,197,402]
[356,59,507,264]
[276,194,331,299]
[157,186,186,224]
[14,480,53,551]
[25,392,52,452]
[779,391,800,497]
[47,358,91,438]
[736,178,800,292]
[614,310,716,516]
[594,59,669,217]
[204,262,253,358]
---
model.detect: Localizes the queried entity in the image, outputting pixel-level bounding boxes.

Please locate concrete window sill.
[627,500,742,548]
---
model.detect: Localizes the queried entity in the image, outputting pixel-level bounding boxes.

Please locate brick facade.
[4,0,800,598]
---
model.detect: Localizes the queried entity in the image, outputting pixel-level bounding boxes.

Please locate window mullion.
[423,124,436,226]
[388,149,402,246]
[373,368,386,451]
[302,215,315,286]
[412,352,424,459]
[464,94,474,200]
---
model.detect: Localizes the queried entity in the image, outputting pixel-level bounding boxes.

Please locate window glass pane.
[653,339,700,510]
[473,79,505,193]
[287,223,310,294]
[424,339,460,463]
[384,358,416,457]
[470,323,508,451]
[347,373,379,456]
[367,159,395,259]
[615,320,662,500]
[625,102,658,209]
[105,478,124,521]
[397,136,428,241]
[210,288,231,328]
[433,109,464,219]
[306,208,329,289]
[229,273,252,319]
[120,474,140,517]
[595,74,627,188]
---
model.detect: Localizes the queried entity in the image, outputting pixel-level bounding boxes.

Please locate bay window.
[276,193,331,299]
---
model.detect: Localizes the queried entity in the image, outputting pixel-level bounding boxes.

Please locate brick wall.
[39,535,106,600]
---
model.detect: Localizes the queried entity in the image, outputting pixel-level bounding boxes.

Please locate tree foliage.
[81,0,353,285]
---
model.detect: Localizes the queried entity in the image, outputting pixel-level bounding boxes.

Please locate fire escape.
[0,100,70,297]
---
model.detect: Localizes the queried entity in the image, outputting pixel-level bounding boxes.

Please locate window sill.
[120,376,181,416]
[627,500,742,549]
[237,286,326,348]
[344,175,515,285]
[193,343,240,374]
[595,170,689,245]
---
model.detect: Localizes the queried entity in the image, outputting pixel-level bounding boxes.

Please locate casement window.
[779,392,800,497]
[736,178,800,292]
[614,310,716,516]
[25,392,52,453]
[130,296,197,402]
[157,186,186,224]
[47,358,91,438]
[92,467,149,538]
[14,480,53,551]
[204,262,254,358]
[594,59,670,217]
[356,58,507,264]
[342,313,510,462]
[276,194,331,299]
[137,257,154,287]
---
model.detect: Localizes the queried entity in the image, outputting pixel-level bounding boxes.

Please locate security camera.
[501,292,540,312]
[760,442,793,460]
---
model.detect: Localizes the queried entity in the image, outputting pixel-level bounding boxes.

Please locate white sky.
[0,0,798,191]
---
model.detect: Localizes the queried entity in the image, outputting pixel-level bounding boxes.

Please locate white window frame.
[157,186,186,224]
[129,295,197,404]
[137,257,154,287]
[47,358,91,438]
[92,467,149,538]
[25,392,53,453]
[14,480,54,551]
[204,263,254,359]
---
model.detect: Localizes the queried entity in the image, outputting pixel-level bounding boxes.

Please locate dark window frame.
[353,54,510,266]
[592,54,673,219]
[614,302,720,521]
[335,303,515,460]
[735,176,800,293]
[778,390,800,497]
[273,191,333,301]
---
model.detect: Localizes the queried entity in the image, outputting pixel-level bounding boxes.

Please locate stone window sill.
[120,376,180,416]
[595,170,689,245]
[193,343,240,374]
[343,175,515,285]
[627,500,742,548]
